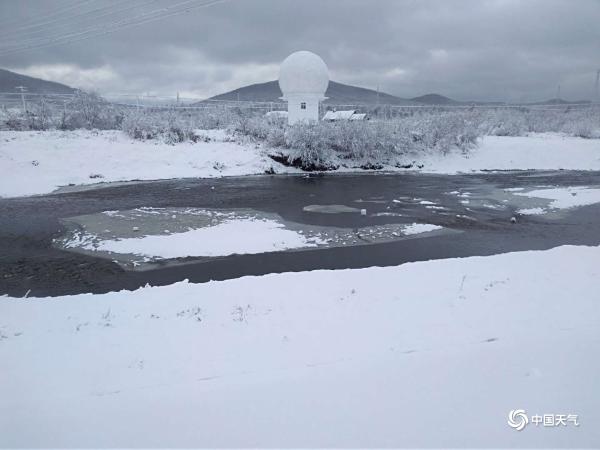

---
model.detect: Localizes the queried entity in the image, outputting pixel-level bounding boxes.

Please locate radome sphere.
[278,51,329,96]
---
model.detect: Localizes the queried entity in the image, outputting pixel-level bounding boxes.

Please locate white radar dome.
[278,51,329,96]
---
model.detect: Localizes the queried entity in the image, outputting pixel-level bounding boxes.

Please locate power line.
[0,1,160,48]
[0,0,229,56]
[0,0,158,43]
[0,0,95,36]
[0,0,85,28]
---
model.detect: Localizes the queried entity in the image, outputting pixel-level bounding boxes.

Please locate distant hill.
[410,93,462,105]
[201,80,418,106]
[528,98,591,106]
[0,68,75,94]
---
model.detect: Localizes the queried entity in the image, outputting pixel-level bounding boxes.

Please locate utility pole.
[176,91,180,105]
[556,84,561,101]
[15,86,27,112]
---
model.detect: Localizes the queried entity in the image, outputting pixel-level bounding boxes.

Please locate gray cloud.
[1,0,599,101]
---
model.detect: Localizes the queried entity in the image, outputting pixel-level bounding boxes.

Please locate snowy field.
[1,130,600,198]
[1,245,599,447]
[0,129,298,198]
[420,133,600,173]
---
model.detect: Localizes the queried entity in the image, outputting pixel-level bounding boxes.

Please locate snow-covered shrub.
[235,110,481,170]
[4,109,28,130]
[27,97,53,130]
[282,123,336,170]
[475,106,600,138]
[559,108,600,138]
[63,91,118,130]
[121,110,158,140]
[404,110,480,153]
[120,108,196,143]
[483,109,529,136]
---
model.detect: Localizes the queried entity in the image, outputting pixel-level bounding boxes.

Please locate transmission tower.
[15,85,27,112]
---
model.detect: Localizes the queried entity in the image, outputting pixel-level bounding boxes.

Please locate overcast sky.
[1,0,599,102]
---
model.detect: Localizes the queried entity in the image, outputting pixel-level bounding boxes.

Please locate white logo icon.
[508,409,529,431]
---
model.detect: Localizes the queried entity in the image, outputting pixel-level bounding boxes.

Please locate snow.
[418,133,600,173]
[515,185,600,210]
[75,217,325,259]
[322,110,366,121]
[1,245,599,447]
[517,207,546,215]
[57,208,444,265]
[402,222,442,235]
[1,130,600,198]
[0,129,294,198]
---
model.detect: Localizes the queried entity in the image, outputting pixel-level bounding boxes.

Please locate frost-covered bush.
[3,91,599,150]
[475,106,600,138]
[121,108,197,143]
[3,101,59,130]
[555,108,600,138]
[404,111,480,153]
[282,123,336,169]
[2,90,121,131]
[121,106,268,143]
[238,111,482,170]
[4,109,28,130]
[26,97,53,130]
[63,91,119,130]
[482,108,529,136]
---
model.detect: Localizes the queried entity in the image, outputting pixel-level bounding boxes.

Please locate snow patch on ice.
[517,207,546,215]
[402,223,443,235]
[514,185,600,210]
[79,218,326,259]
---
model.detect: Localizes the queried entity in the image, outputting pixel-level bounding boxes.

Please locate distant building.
[322,109,367,121]
[278,51,329,125]
[265,110,288,119]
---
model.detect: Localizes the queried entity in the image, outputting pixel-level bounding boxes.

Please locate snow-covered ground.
[419,133,600,173]
[0,129,297,198]
[1,245,599,447]
[1,130,599,198]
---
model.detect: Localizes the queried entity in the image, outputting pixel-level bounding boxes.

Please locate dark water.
[1,171,599,297]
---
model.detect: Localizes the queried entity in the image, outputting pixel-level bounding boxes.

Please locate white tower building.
[278,51,329,125]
